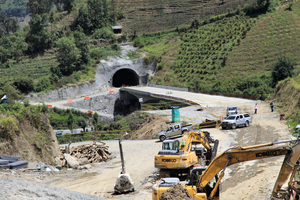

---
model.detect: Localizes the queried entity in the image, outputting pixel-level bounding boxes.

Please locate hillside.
[1,0,300,102]
[274,76,300,129]
[115,0,257,34]
[0,103,60,165]
[149,1,300,99]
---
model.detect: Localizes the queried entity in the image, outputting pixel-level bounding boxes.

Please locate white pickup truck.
[221,113,252,129]
[157,123,193,141]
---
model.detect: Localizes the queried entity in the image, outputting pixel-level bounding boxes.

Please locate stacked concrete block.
[0,154,28,169]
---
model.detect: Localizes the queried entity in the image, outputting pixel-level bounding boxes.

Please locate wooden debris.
[59,141,111,167]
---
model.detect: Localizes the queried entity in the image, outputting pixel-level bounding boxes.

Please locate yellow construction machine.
[153,138,300,200]
[154,131,219,177]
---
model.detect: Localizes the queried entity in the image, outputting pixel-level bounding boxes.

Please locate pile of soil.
[130,114,170,140]
[159,184,196,200]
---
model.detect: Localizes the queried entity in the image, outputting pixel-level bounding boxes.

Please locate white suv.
[226,106,238,117]
[221,113,252,129]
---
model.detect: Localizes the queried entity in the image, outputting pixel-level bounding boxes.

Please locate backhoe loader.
[154,131,219,177]
[153,138,300,200]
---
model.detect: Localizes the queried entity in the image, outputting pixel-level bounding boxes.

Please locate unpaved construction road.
[0,94,293,200]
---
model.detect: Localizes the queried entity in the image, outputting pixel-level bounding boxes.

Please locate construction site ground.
[0,99,293,200]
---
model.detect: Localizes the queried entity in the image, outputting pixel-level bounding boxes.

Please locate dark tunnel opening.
[112,69,139,87]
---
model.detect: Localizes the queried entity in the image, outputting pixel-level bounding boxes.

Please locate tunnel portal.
[112,69,139,87]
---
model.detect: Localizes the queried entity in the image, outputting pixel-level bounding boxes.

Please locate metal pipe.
[119,139,125,173]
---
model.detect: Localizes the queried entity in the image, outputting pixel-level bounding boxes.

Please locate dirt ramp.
[159,184,196,200]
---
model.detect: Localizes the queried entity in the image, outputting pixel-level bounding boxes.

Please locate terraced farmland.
[114,0,256,34]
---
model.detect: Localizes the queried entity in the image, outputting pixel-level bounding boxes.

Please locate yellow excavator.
[154,131,219,177]
[153,138,300,200]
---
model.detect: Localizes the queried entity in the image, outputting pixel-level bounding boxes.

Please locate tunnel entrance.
[112,69,139,87]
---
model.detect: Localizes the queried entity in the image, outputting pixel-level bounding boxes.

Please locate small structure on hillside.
[112,26,122,34]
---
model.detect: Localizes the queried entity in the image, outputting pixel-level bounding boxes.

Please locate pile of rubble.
[59,141,111,169]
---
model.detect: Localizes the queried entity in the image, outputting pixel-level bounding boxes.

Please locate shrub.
[92,27,115,40]
[12,103,23,111]
[0,116,19,140]
[133,37,145,48]
[23,99,30,107]
[13,77,34,94]
[272,57,294,87]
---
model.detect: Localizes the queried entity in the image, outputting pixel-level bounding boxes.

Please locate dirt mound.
[159,184,196,200]
[130,114,170,140]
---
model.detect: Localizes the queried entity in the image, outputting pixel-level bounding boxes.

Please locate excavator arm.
[180,131,213,152]
[196,139,300,199]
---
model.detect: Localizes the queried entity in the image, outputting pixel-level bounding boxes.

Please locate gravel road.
[0,94,293,200]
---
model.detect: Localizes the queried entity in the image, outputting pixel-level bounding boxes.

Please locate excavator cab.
[158,140,182,155]
[187,166,220,198]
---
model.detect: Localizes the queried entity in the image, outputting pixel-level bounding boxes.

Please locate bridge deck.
[121,86,258,107]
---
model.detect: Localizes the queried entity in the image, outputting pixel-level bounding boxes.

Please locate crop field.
[114,0,256,34]
[225,4,300,78]
[0,54,58,89]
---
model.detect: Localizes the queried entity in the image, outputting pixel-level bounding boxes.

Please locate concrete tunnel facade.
[112,68,140,87]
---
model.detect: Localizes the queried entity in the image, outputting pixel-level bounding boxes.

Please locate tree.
[0,14,19,36]
[13,77,34,94]
[77,117,87,131]
[55,37,79,76]
[93,112,99,131]
[0,35,12,62]
[26,14,52,53]
[27,0,51,17]
[67,111,75,133]
[75,6,91,34]
[64,0,75,13]
[74,31,90,65]
[87,0,110,31]
[272,56,294,87]
[3,83,20,104]
[10,31,28,61]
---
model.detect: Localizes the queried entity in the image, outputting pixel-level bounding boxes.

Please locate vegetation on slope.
[0,102,59,164]
[0,0,298,102]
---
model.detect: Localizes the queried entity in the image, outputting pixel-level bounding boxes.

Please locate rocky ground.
[0,97,293,200]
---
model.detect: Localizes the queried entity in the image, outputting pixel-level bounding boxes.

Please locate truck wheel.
[160,135,166,142]
[245,121,249,127]
[182,130,187,135]
[232,124,236,129]
[221,126,226,130]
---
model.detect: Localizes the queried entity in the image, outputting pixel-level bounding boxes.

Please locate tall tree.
[75,6,91,34]
[67,111,75,133]
[26,14,52,53]
[93,112,99,131]
[74,31,89,65]
[87,0,110,31]
[77,117,87,131]
[55,37,79,75]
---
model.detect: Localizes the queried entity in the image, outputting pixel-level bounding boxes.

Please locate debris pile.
[159,183,196,200]
[59,141,111,167]
[0,154,28,170]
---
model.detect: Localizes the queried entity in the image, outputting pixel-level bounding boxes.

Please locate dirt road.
[0,98,293,200]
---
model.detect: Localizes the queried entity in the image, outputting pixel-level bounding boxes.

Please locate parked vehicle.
[157,123,193,141]
[221,113,251,129]
[226,106,238,117]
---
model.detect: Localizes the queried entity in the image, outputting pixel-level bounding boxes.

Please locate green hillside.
[115,0,257,34]
[149,1,300,99]
[1,0,300,102]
